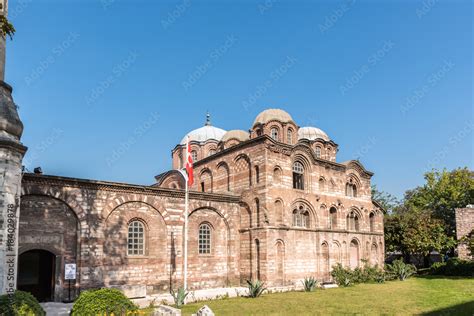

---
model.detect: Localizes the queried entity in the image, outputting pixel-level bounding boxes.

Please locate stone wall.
[455,207,474,260]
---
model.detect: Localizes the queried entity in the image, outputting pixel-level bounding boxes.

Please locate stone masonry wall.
[455,207,474,260]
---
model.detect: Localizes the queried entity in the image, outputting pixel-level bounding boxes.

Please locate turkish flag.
[185,138,194,187]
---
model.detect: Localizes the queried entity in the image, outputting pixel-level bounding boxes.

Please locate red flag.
[185,138,194,187]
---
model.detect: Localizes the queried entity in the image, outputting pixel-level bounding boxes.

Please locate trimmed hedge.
[430,258,474,277]
[71,288,138,316]
[0,290,45,316]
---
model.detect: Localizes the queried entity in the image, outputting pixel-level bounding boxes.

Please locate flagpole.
[184,140,189,292]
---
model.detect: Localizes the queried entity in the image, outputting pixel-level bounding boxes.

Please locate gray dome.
[298,126,330,142]
[180,125,227,145]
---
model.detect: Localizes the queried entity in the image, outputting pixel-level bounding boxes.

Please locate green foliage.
[331,262,385,287]
[0,15,15,39]
[405,168,474,237]
[371,185,399,213]
[331,264,353,287]
[430,258,474,277]
[246,280,266,298]
[302,277,318,292]
[0,291,45,316]
[170,287,189,308]
[71,288,138,315]
[386,259,417,281]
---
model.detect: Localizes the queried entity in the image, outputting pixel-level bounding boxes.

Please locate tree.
[371,185,399,214]
[405,168,474,237]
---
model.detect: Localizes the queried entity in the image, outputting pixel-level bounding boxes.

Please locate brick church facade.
[17,109,384,302]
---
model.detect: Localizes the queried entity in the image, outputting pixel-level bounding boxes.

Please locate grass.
[180,277,474,315]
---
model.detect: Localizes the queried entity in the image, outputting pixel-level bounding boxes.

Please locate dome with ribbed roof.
[298,126,330,142]
[180,113,227,144]
[253,109,293,126]
[221,130,249,142]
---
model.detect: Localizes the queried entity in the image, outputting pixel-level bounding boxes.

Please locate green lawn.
[181,277,474,315]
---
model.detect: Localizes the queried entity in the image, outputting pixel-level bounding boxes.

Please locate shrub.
[302,277,318,292]
[246,280,266,298]
[386,259,417,281]
[0,291,45,316]
[430,258,474,277]
[71,288,138,315]
[170,287,189,308]
[331,263,353,287]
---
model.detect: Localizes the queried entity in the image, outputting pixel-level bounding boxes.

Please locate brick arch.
[21,186,86,222]
[290,198,319,228]
[19,244,62,257]
[188,204,233,232]
[233,153,252,187]
[103,194,169,223]
[199,168,214,193]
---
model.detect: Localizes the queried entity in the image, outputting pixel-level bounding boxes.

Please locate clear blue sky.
[6,0,473,198]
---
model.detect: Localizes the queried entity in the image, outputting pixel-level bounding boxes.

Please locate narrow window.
[292,162,304,190]
[369,213,375,232]
[319,177,326,192]
[257,129,263,136]
[271,127,279,141]
[178,153,183,168]
[255,166,260,183]
[329,207,337,229]
[201,182,205,192]
[292,206,309,228]
[191,150,198,162]
[315,147,321,158]
[198,223,211,254]
[287,128,293,145]
[128,221,145,256]
[256,199,260,227]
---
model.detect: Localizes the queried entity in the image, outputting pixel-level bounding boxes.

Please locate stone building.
[455,206,474,260]
[16,109,385,302]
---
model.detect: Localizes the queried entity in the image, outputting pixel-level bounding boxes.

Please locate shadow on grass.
[421,301,474,316]
[416,275,474,280]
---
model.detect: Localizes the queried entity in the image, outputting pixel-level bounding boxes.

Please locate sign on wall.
[65,263,76,280]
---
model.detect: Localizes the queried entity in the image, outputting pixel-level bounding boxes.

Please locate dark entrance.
[18,250,56,302]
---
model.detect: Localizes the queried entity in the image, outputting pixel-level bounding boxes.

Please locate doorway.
[17,250,56,302]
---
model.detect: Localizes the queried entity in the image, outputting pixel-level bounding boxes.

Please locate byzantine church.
[18,108,384,302]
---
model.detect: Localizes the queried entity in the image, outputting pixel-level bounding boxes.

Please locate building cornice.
[22,173,241,203]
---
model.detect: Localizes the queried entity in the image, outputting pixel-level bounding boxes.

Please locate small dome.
[180,125,227,144]
[298,126,330,142]
[221,130,249,142]
[253,109,294,126]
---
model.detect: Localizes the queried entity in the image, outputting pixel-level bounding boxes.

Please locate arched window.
[347,211,359,231]
[191,150,198,163]
[345,180,357,197]
[369,212,375,232]
[329,207,337,229]
[178,153,183,168]
[287,128,293,145]
[255,198,261,227]
[128,220,145,256]
[315,147,321,158]
[292,205,309,228]
[208,149,216,157]
[271,127,279,141]
[198,223,211,254]
[292,162,304,190]
[319,177,326,192]
[273,167,282,184]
